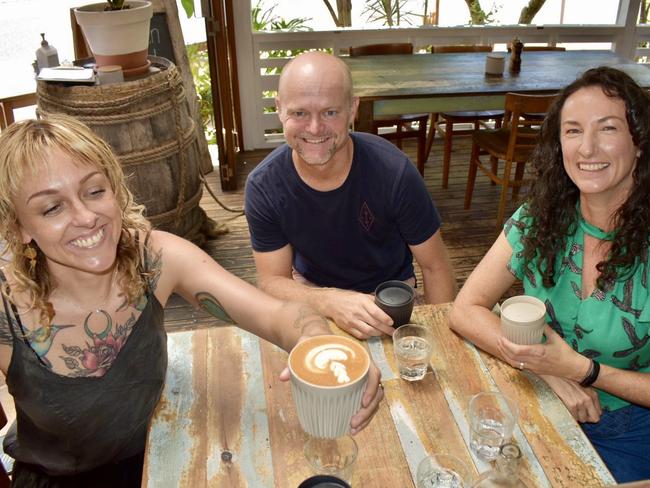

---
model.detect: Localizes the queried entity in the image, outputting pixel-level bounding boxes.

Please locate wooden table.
[345,50,650,132]
[143,303,615,487]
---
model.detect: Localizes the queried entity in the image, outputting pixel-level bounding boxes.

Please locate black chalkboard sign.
[148,12,176,63]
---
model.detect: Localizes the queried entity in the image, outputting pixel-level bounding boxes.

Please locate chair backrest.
[523,46,566,51]
[508,45,566,53]
[502,92,557,160]
[349,43,413,57]
[0,93,37,132]
[432,45,492,53]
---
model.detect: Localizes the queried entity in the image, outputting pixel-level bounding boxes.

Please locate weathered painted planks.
[145,304,615,487]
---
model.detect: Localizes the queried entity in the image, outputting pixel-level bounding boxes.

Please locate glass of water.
[304,435,358,482]
[468,391,519,462]
[416,453,472,488]
[393,324,433,381]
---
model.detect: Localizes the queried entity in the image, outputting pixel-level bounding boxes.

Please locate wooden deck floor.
[164,134,523,333]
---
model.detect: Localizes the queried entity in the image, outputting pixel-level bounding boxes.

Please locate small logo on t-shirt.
[359,202,375,231]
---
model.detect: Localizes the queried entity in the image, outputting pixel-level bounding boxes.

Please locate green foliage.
[253,0,314,83]
[180,0,195,18]
[184,2,315,137]
[186,43,216,144]
[363,0,417,27]
[105,0,126,10]
[252,1,312,31]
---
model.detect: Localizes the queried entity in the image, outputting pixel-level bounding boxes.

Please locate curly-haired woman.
[0,115,382,487]
[450,66,650,483]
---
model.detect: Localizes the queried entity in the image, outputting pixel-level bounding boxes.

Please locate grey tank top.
[1,251,167,476]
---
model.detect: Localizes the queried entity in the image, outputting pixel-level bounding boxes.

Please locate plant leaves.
[181,0,195,18]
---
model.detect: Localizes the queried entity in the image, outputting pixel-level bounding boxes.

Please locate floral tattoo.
[59,312,138,377]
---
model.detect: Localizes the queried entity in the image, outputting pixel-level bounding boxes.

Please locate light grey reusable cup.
[500,295,547,345]
[289,335,370,438]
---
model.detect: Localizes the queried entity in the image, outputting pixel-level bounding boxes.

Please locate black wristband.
[579,359,600,387]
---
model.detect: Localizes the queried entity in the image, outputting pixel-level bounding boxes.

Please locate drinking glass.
[468,392,519,461]
[393,324,433,381]
[304,435,358,482]
[417,453,472,488]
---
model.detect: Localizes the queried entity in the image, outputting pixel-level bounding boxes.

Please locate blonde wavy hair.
[0,114,151,332]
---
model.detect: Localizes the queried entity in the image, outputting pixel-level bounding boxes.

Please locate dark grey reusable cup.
[297,475,351,488]
[374,280,415,327]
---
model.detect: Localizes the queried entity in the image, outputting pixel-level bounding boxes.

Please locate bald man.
[244,51,456,339]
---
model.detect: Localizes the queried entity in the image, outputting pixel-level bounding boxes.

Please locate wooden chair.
[512,47,566,122]
[349,43,430,175]
[0,92,37,131]
[428,45,505,188]
[522,46,566,52]
[464,92,556,228]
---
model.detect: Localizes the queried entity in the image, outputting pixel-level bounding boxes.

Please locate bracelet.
[579,359,600,387]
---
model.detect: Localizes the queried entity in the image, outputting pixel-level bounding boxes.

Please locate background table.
[143,303,614,487]
[346,50,650,132]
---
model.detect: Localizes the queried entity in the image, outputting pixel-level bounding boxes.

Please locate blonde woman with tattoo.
[0,115,383,487]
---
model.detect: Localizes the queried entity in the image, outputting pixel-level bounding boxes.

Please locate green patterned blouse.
[505,205,650,411]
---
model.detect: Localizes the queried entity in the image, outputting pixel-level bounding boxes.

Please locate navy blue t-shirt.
[244,132,441,293]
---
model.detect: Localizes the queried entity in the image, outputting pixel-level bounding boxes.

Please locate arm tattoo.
[195,291,232,322]
[293,305,328,336]
[0,311,13,346]
[144,246,163,294]
[115,245,163,313]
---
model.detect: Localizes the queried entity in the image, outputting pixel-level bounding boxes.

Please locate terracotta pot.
[74,1,153,77]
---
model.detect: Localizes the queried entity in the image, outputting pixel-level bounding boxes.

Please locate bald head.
[278,51,354,105]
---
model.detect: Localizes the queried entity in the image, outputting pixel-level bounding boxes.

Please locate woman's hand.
[497,325,591,381]
[350,361,383,434]
[279,358,384,435]
[540,374,602,423]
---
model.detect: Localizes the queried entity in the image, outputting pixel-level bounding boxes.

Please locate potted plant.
[74,0,153,77]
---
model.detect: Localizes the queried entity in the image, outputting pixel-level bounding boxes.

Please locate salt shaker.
[509,37,523,73]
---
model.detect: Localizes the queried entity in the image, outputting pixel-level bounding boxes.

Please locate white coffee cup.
[485,53,505,77]
[289,335,370,438]
[500,295,546,345]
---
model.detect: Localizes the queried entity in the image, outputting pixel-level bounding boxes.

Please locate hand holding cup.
[374,280,415,328]
[500,295,547,345]
[288,335,370,438]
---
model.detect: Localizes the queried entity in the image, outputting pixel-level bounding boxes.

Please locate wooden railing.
[230,0,650,150]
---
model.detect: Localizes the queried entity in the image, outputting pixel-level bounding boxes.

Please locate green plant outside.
[186,43,216,144]
[105,0,126,10]
[184,2,314,139]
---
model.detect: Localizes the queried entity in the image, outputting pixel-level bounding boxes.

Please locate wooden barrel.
[37,56,214,245]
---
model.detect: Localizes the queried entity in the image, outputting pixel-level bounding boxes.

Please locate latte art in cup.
[299,342,368,386]
[289,335,370,438]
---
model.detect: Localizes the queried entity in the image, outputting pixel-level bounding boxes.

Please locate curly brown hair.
[523,66,650,290]
[0,115,151,335]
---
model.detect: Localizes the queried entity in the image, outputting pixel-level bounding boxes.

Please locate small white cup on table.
[485,53,505,77]
[500,295,547,345]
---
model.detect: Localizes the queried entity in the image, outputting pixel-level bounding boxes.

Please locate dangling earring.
[23,243,37,276]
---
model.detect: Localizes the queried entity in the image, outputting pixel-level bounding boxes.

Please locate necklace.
[53,267,118,316]
[53,267,119,340]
